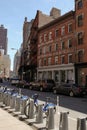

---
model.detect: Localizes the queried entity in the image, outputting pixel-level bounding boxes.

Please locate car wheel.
[53,89,57,94]
[69,91,74,97]
[40,87,43,92]
[30,86,32,90]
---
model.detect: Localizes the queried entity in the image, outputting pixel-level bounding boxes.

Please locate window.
[55,56,58,64]
[55,43,58,51]
[68,54,73,63]
[49,45,52,52]
[44,34,47,42]
[61,26,65,35]
[48,57,51,65]
[55,29,59,37]
[61,41,65,50]
[68,24,73,33]
[78,50,83,62]
[43,58,46,66]
[77,0,83,9]
[39,35,42,43]
[49,32,52,40]
[68,39,72,48]
[61,56,65,64]
[39,48,42,55]
[78,32,83,45]
[39,59,41,67]
[43,46,46,54]
[78,14,83,27]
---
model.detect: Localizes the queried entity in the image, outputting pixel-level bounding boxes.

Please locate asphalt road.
[1,81,87,114]
[0,81,87,130]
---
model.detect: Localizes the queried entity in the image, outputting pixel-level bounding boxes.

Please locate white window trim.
[48,57,51,65]
[68,23,72,33]
[68,54,73,64]
[61,26,65,35]
[49,32,52,40]
[55,56,58,65]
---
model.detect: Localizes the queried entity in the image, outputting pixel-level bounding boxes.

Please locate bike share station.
[0,85,87,130]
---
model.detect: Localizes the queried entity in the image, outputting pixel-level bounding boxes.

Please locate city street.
[1,81,87,114]
[0,81,87,130]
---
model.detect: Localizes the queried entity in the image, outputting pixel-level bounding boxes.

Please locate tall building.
[0,25,8,55]
[18,0,87,86]
[0,49,10,78]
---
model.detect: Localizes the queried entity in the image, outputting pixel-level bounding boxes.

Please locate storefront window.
[60,70,65,82]
[54,71,59,82]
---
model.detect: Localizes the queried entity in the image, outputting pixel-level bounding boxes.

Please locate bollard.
[46,107,55,130]
[3,91,8,106]
[10,93,18,109]
[59,111,69,130]
[20,96,28,115]
[0,87,4,102]
[15,95,21,112]
[6,92,12,106]
[0,89,4,103]
[29,99,34,119]
[77,117,87,130]
[36,104,43,123]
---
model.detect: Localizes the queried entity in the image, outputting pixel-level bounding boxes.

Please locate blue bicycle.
[24,93,56,118]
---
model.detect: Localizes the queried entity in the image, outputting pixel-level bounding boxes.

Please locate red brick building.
[37,11,75,84]
[21,9,60,81]
[37,0,87,86]
[19,0,87,86]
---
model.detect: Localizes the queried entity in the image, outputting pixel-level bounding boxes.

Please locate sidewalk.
[0,108,34,130]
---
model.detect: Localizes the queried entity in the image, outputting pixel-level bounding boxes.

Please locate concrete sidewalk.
[0,108,34,130]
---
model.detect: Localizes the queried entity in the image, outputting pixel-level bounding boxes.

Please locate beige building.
[0,49,10,78]
[13,49,21,78]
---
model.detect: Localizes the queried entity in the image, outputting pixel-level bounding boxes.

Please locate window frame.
[68,54,73,63]
[61,55,65,64]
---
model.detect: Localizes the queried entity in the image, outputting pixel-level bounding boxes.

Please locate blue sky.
[0,0,74,70]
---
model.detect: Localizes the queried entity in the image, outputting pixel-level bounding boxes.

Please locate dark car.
[29,80,41,90]
[29,79,55,92]
[53,83,87,97]
[10,78,20,85]
[10,78,26,87]
[0,78,3,83]
[39,79,55,92]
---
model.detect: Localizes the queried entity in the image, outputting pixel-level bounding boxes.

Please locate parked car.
[29,79,55,92]
[0,78,3,83]
[17,80,26,88]
[53,83,87,97]
[24,82,30,88]
[10,78,20,86]
[29,80,41,90]
[10,78,26,87]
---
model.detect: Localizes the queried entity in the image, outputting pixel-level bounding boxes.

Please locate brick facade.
[19,0,87,86]
[37,0,87,85]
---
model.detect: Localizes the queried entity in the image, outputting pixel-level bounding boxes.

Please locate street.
[0,81,87,130]
[1,81,87,114]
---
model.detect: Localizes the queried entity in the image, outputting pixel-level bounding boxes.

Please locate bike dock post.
[77,117,87,130]
[59,111,69,130]
[12,95,21,116]
[29,99,34,119]
[36,104,43,123]
[46,107,55,130]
